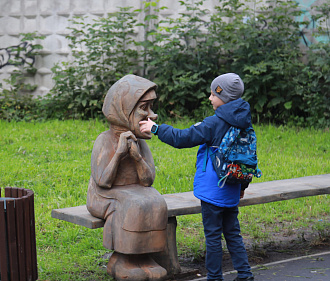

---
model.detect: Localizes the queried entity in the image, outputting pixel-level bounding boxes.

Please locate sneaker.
[233,277,254,281]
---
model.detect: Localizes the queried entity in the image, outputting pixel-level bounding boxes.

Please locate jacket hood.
[215,98,251,128]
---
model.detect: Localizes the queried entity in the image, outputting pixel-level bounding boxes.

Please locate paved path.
[193,251,330,281]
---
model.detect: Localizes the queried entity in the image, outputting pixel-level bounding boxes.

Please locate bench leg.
[151,216,181,277]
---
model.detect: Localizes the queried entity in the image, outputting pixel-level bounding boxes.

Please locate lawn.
[0,120,329,280]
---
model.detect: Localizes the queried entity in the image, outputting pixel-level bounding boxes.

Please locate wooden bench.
[51,174,330,277]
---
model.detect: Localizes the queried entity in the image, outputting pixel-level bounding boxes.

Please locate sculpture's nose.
[148,111,158,121]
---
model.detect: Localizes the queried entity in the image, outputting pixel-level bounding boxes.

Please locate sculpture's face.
[129,89,158,139]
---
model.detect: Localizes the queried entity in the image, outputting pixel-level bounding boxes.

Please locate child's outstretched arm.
[140,117,213,149]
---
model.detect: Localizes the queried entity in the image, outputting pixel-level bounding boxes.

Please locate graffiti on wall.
[0,42,35,69]
[296,0,329,46]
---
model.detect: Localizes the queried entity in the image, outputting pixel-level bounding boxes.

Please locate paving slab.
[193,251,330,281]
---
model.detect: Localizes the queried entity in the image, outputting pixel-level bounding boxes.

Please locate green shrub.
[297,43,330,128]
[1,1,328,128]
[207,0,308,123]
[142,1,220,119]
[0,90,38,122]
[45,8,140,119]
[298,2,330,128]
[149,0,329,126]
[0,33,44,121]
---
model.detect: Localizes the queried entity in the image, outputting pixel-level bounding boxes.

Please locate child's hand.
[139,118,155,134]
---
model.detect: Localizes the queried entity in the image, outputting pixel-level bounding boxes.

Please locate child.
[139,73,254,281]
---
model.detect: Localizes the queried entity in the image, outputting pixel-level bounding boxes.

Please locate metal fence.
[0,187,38,281]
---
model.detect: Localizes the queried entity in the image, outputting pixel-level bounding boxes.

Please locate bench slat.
[51,174,330,229]
[52,205,104,229]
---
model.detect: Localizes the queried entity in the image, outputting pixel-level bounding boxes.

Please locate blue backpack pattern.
[206,126,262,187]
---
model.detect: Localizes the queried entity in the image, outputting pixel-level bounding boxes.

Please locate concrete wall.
[0,0,152,96]
[0,0,328,97]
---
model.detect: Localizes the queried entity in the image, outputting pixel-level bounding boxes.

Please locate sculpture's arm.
[94,131,134,188]
[96,152,121,188]
[129,139,155,187]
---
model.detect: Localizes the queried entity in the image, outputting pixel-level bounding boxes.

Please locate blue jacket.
[157,98,252,207]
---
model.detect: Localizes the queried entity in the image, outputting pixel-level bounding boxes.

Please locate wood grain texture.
[0,187,38,281]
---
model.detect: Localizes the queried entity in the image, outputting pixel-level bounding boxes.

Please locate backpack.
[206,126,262,187]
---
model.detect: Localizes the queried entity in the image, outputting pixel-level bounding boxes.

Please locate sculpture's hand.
[129,140,143,162]
[117,131,137,158]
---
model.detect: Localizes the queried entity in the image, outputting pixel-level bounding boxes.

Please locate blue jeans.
[201,201,253,281]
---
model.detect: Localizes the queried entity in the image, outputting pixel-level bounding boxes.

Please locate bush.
[0,33,44,121]
[142,1,220,119]
[148,0,329,126]
[44,0,330,126]
[225,0,308,123]
[301,43,330,128]
[44,8,140,119]
[1,0,329,128]
[297,2,330,128]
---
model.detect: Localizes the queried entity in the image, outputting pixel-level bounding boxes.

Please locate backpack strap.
[203,146,229,188]
[218,173,229,188]
[202,146,209,172]
[255,165,262,178]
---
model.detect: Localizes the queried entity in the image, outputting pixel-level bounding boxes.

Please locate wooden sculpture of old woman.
[87,75,168,280]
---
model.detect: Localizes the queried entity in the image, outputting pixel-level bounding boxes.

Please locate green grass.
[0,120,329,280]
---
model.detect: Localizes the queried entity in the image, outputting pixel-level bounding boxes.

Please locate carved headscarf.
[102,74,157,128]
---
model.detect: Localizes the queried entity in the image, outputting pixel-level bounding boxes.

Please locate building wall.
[0,0,328,97]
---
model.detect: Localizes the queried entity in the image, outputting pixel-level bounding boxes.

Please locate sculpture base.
[107,252,167,281]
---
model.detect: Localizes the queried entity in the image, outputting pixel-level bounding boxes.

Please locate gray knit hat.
[210,73,244,103]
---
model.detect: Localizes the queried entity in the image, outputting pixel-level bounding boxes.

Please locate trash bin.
[0,187,38,281]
